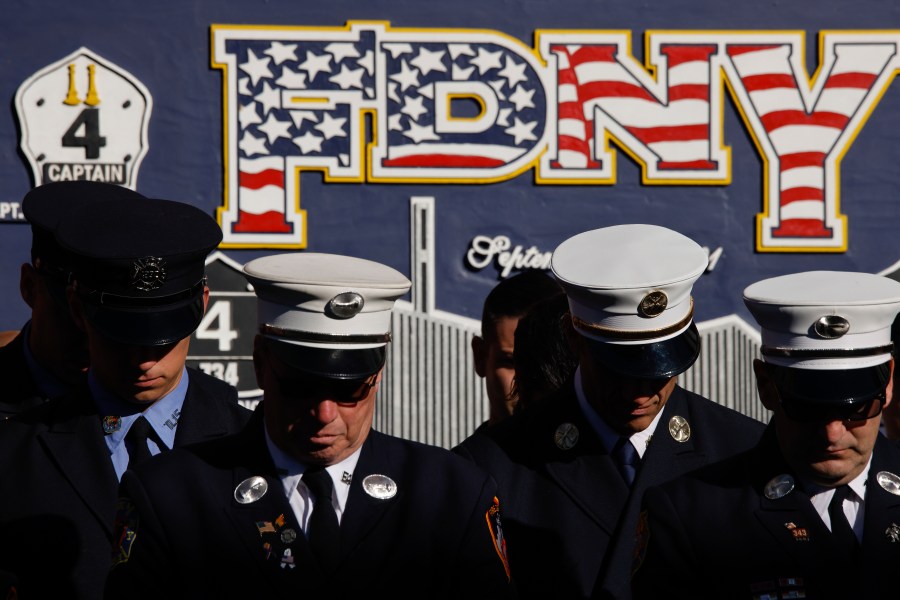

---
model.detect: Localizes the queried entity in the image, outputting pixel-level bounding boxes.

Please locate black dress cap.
[56,197,222,346]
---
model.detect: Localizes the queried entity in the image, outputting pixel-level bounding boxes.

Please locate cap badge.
[877,471,900,496]
[668,415,691,442]
[886,523,900,543]
[363,474,397,500]
[327,291,365,319]
[764,474,795,499]
[131,256,167,291]
[638,291,668,318]
[813,315,850,339]
[234,476,268,504]
[554,422,579,450]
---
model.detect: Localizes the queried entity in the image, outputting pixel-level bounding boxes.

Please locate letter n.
[537,32,729,184]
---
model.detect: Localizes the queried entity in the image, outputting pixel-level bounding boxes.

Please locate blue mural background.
[2,0,900,331]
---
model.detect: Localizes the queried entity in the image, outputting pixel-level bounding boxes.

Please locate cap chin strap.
[761,343,894,359]
[259,324,392,345]
[572,298,693,342]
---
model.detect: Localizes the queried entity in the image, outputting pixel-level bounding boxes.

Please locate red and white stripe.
[727,44,882,238]
[234,156,292,234]
[551,44,716,171]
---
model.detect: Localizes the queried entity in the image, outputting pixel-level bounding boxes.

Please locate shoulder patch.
[111,497,139,566]
[485,496,511,581]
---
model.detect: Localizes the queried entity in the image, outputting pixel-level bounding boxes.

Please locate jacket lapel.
[172,370,232,447]
[37,388,119,536]
[750,430,832,575]
[221,419,317,597]
[860,436,900,583]
[339,431,403,561]
[539,384,628,535]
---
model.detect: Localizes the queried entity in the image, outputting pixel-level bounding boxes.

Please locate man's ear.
[753,359,779,412]
[19,263,38,309]
[472,335,486,377]
[884,358,894,410]
[67,286,88,334]
[202,285,210,312]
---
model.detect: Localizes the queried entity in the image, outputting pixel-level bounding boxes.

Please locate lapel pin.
[280,548,296,569]
[668,415,691,442]
[280,528,298,544]
[765,474,795,500]
[363,474,398,500]
[886,523,900,543]
[102,416,122,434]
[554,423,579,450]
[234,476,268,504]
[341,471,352,484]
[877,471,900,496]
[262,541,273,560]
[255,521,276,536]
[784,522,809,542]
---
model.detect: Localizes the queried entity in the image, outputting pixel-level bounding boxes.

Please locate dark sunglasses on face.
[275,372,378,404]
[779,391,887,424]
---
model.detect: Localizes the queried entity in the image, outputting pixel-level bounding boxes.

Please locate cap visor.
[585,322,701,379]
[769,362,891,407]
[267,338,386,380]
[83,294,205,346]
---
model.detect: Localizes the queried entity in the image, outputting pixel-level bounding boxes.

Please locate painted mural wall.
[2,0,899,404]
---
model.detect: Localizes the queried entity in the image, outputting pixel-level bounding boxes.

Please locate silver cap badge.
[327,292,365,319]
[363,474,397,500]
[234,476,268,504]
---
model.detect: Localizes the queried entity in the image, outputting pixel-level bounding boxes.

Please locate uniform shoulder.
[372,431,495,482]
[187,367,240,403]
[678,387,765,434]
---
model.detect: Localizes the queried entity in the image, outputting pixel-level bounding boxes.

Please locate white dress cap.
[551,224,708,345]
[743,271,900,370]
[243,253,411,350]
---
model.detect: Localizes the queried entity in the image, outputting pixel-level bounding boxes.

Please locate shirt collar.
[263,425,362,514]
[91,366,190,451]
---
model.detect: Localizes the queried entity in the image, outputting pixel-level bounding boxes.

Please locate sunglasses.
[779,391,886,424]
[273,372,379,404]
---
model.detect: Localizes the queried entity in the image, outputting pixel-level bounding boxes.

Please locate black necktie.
[828,485,859,554]
[303,468,340,571]
[125,416,155,468]
[612,437,640,487]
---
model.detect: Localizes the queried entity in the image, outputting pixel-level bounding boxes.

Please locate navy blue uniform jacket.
[105,409,514,600]
[633,426,900,599]
[455,383,764,600]
[0,369,249,600]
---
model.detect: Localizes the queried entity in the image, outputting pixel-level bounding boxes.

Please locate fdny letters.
[213,24,900,251]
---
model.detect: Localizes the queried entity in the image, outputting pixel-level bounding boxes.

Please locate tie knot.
[126,416,153,440]
[125,416,156,468]
[611,437,640,487]
[612,437,639,464]
[303,468,334,498]
[830,484,854,507]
